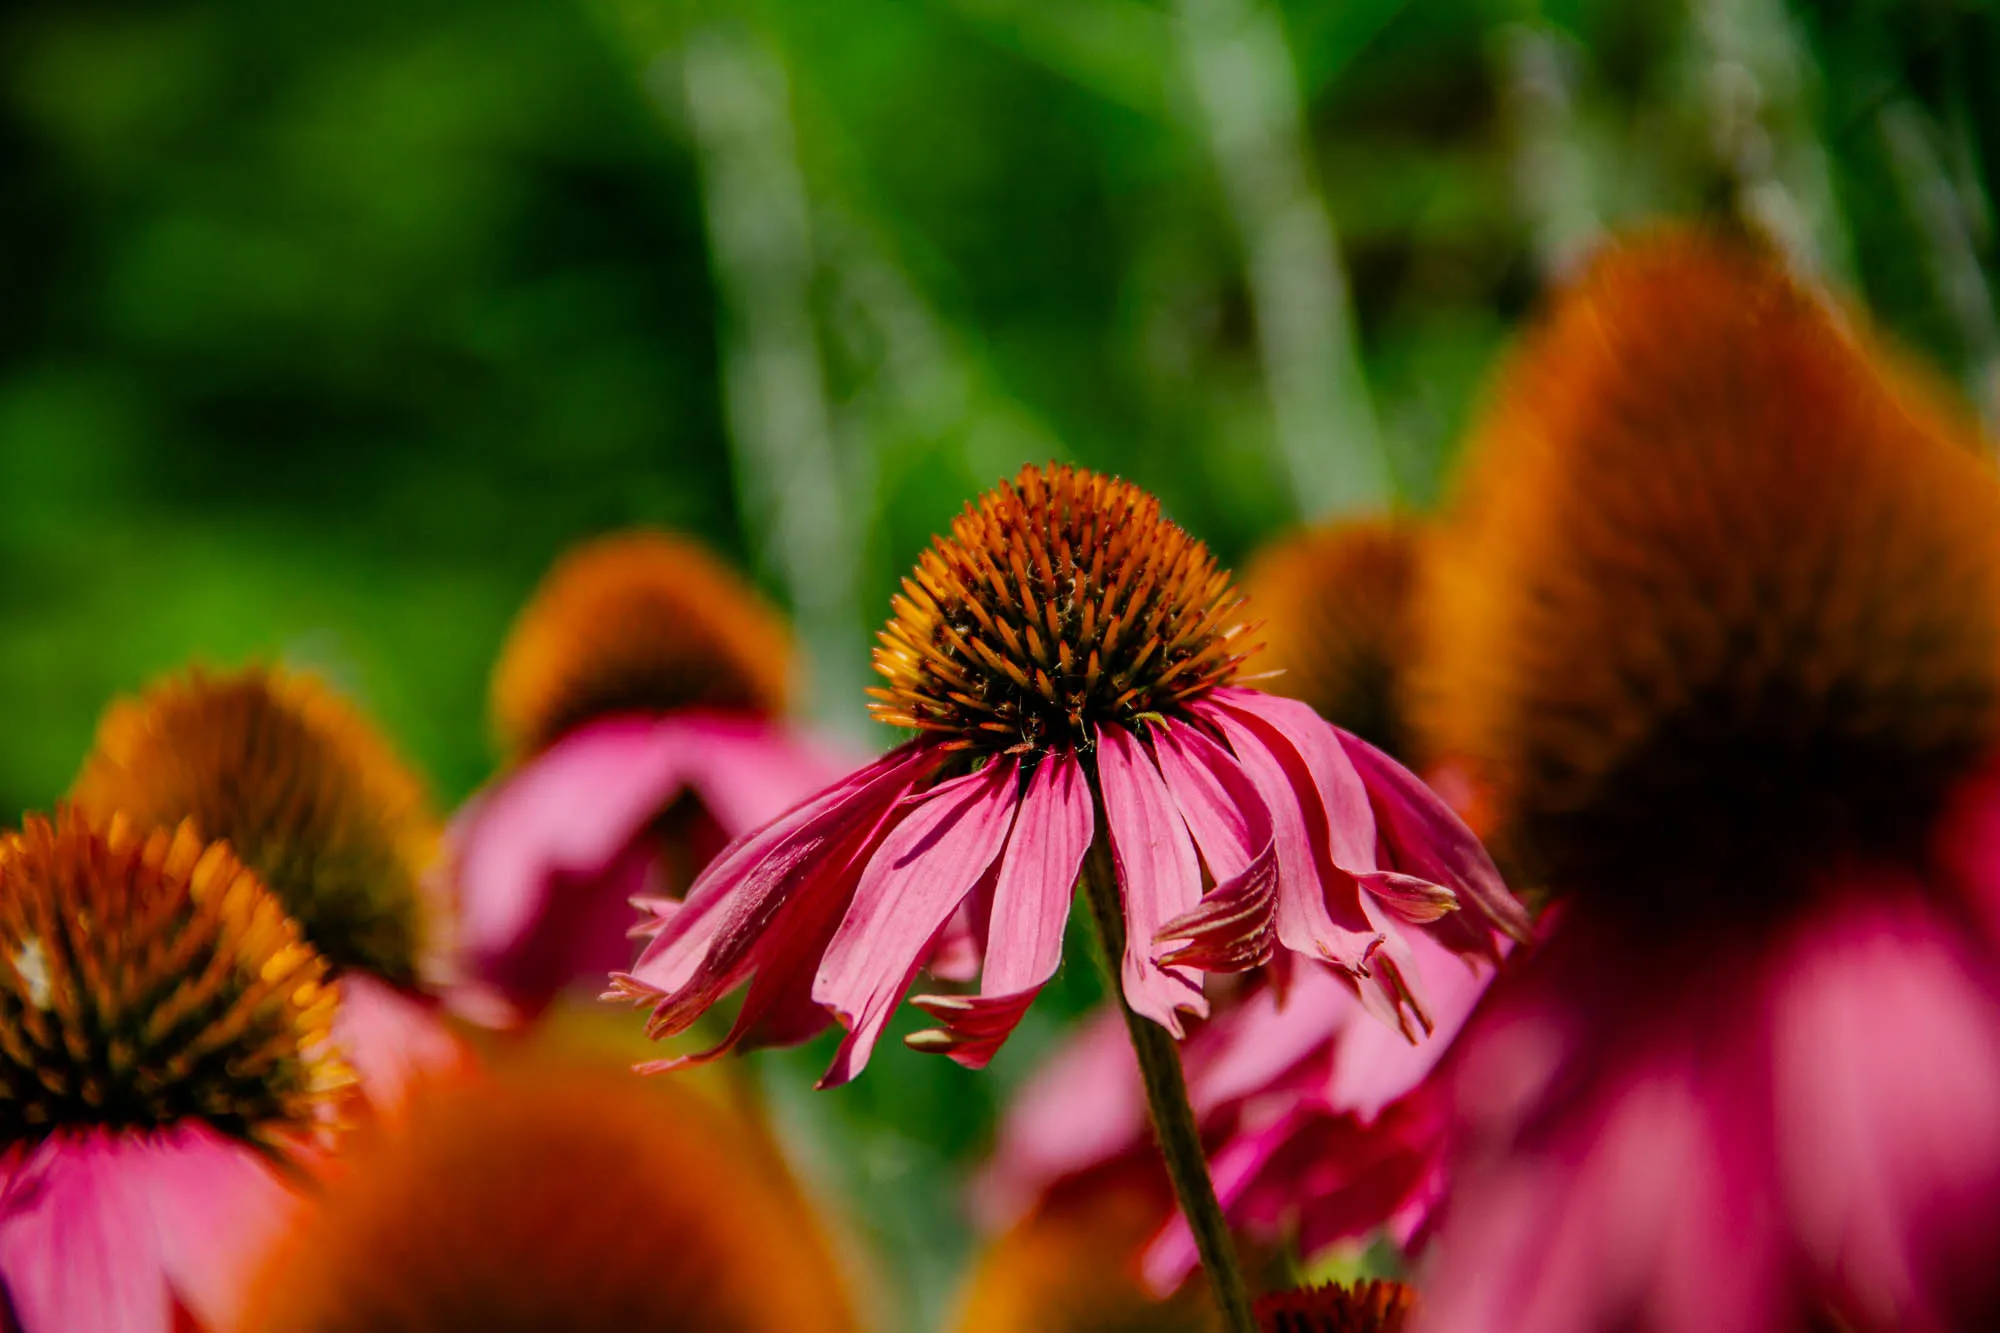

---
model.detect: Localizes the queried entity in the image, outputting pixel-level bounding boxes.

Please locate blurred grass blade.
[1176,0,1387,518]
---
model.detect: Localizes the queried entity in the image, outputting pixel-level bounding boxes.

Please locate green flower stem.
[1079,833,1258,1333]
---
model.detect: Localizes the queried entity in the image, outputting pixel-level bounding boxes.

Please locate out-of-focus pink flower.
[1412,232,2000,1331]
[68,664,467,1110]
[0,813,348,1333]
[449,529,850,1023]
[614,466,1527,1085]
[982,931,1499,1291]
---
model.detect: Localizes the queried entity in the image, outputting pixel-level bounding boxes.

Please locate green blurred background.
[4,0,1997,1325]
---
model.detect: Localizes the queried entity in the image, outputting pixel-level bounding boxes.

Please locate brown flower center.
[1243,519,1422,758]
[1419,233,2000,921]
[492,530,795,760]
[70,667,439,986]
[0,811,345,1148]
[871,464,1255,754]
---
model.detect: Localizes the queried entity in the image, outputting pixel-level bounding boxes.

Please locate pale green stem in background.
[1690,0,1853,281]
[1175,0,1388,519]
[1079,834,1258,1333]
[1877,99,2000,435]
[1493,19,1601,287]
[674,29,869,733]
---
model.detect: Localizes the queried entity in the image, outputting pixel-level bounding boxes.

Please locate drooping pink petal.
[908,752,1093,1069]
[135,1123,302,1333]
[335,974,472,1108]
[1151,721,1279,971]
[1191,699,1383,974]
[0,1134,167,1333]
[1095,725,1209,1035]
[615,742,944,1037]
[1769,893,2000,1333]
[1188,962,1351,1113]
[813,759,1022,1086]
[1327,929,1497,1120]
[1338,728,1532,947]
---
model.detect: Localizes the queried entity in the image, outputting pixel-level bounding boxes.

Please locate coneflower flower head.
[239,1056,860,1333]
[69,666,460,1100]
[1242,520,1424,759]
[0,810,348,1333]
[1418,232,2000,926]
[491,528,795,760]
[1415,232,2000,1333]
[451,529,844,1024]
[617,463,1524,1085]
[1257,1281,1416,1333]
[71,666,439,987]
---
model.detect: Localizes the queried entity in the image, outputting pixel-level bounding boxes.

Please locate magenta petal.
[616,743,944,1037]
[1328,930,1496,1120]
[904,753,1093,1069]
[1152,721,1279,972]
[136,1124,299,1332]
[1769,895,2000,1332]
[1338,729,1532,945]
[1355,870,1460,924]
[812,759,1022,1086]
[453,716,694,967]
[1194,700,1382,973]
[1096,725,1209,1034]
[0,1134,167,1333]
[982,751,1093,994]
[678,715,864,837]
[335,974,470,1108]
[1207,688,1378,865]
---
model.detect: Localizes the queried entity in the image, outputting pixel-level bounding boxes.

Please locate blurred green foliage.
[4,0,1999,1326]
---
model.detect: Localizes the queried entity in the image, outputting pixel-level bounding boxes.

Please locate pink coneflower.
[978,516,1499,1292]
[614,464,1524,1331]
[1412,232,2000,1332]
[450,529,848,1023]
[617,465,1522,1080]
[69,666,465,1106]
[0,811,348,1333]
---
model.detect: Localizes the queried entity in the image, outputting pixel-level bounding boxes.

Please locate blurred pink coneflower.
[449,528,849,1023]
[0,812,348,1333]
[1413,231,2000,1333]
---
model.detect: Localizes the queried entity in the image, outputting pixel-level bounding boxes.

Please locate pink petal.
[1354,870,1460,924]
[1327,930,1496,1120]
[1151,721,1279,972]
[134,1124,301,1333]
[1207,688,1379,866]
[1187,962,1352,1113]
[1095,725,1209,1035]
[615,743,942,1037]
[1769,894,2000,1332]
[335,974,472,1109]
[452,716,696,966]
[1193,699,1383,974]
[812,759,1021,1086]
[0,1134,168,1333]
[973,1010,1147,1226]
[1337,729,1531,946]
[677,714,865,836]
[906,752,1093,1070]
